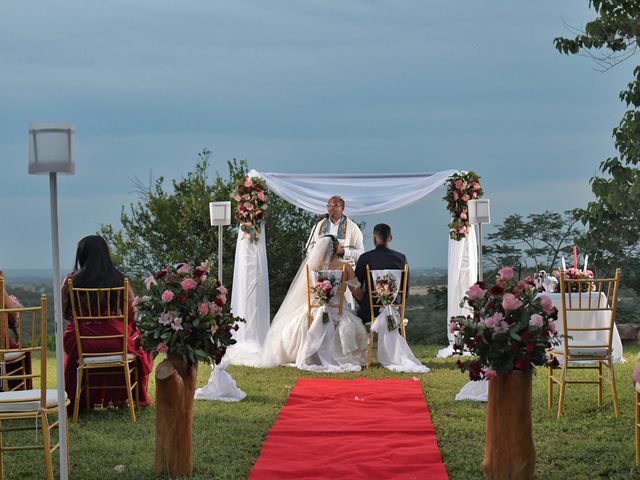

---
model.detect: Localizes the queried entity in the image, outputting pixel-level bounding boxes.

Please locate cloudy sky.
[0,1,634,271]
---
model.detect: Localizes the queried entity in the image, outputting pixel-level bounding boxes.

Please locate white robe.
[307,216,364,264]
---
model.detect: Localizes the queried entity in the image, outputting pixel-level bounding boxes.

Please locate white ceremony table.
[455,290,624,402]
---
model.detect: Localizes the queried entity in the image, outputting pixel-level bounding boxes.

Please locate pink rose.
[529,314,543,328]
[218,285,228,295]
[484,369,497,380]
[472,191,478,198]
[473,182,480,190]
[453,191,459,200]
[539,294,554,314]
[448,321,457,333]
[466,283,486,299]
[198,303,209,315]
[462,194,470,202]
[548,320,557,335]
[455,180,463,189]
[209,303,222,315]
[161,290,174,302]
[459,211,467,220]
[144,275,157,291]
[458,227,466,234]
[244,178,253,187]
[498,267,515,281]
[181,278,197,292]
[244,222,252,227]
[257,191,265,201]
[157,343,169,353]
[234,194,241,201]
[502,293,523,311]
[177,263,191,274]
[216,294,227,305]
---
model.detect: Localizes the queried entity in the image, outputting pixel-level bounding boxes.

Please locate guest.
[354,223,409,323]
[61,235,152,411]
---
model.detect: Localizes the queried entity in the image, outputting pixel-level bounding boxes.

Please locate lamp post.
[209,201,231,282]
[28,123,74,480]
[468,199,491,282]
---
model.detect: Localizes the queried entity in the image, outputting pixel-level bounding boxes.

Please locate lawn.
[4,344,640,479]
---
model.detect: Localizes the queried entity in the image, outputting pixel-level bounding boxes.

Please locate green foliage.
[483,211,581,277]
[555,3,640,278]
[100,150,316,316]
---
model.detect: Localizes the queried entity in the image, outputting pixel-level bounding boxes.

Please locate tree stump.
[481,370,535,480]
[154,355,198,478]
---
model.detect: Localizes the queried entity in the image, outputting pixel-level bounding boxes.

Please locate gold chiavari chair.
[366,264,409,367]
[0,294,69,480]
[547,268,621,419]
[305,265,347,327]
[0,277,29,392]
[67,278,139,423]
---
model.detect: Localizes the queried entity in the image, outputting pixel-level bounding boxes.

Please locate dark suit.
[355,245,409,323]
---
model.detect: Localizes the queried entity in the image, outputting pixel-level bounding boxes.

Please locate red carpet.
[249,378,448,480]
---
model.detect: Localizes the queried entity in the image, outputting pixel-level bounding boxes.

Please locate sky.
[0,1,635,272]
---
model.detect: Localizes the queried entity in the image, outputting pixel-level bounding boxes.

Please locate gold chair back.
[305,265,347,327]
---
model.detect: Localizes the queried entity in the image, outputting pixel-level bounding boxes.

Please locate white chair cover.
[370,269,429,373]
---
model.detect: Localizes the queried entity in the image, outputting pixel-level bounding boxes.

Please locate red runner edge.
[249,377,448,480]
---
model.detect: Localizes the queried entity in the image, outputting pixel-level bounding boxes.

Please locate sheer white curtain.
[228,168,475,366]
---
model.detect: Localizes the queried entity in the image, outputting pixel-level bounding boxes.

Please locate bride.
[260,235,368,371]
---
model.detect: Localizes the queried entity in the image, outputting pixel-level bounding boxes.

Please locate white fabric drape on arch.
[228,168,476,366]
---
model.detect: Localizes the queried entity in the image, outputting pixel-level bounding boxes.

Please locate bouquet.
[373,273,399,331]
[135,262,244,366]
[443,171,483,241]
[552,268,595,293]
[450,266,560,380]
[312,271,339,323]
[233,176,268,243]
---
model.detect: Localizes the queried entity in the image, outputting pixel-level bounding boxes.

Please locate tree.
[100,150,316,313]
[483,211,581,277]
[554,1,640,276]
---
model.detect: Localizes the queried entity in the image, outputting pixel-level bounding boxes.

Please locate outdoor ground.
[4,344,640,479]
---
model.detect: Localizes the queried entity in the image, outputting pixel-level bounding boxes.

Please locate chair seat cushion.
[1,352,25,363]
[0,389,65,412]
[552,340,608,357]
[83,353,136,365]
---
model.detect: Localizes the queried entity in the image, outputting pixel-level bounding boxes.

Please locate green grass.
[4,345,640,479]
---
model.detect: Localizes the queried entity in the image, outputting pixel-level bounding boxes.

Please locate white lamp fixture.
[28,123,75,174]
[209,201,232,282]
[467,199,491,282]
[28,122,73,480]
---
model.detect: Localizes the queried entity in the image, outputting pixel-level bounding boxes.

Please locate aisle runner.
[249,378,448,480]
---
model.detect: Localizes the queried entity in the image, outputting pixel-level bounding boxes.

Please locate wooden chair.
[0,294,69,480]
[67,278,139,424]
[547,268,621,419]
[305,265,347,326]
[366,264,409,367]
[0,276,29,392]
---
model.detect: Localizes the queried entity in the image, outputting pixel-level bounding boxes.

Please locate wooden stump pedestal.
[481,370,535,480]
[154,355,198,478]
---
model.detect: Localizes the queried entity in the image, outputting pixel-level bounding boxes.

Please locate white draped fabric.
[225,221,270,366]
[194,358,247,402]
[437,226,478,358]
[369,270,429,373]
[228,168,476,367]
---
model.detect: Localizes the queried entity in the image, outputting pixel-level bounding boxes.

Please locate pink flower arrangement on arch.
[443,171,484,241]
[233,175,268,243]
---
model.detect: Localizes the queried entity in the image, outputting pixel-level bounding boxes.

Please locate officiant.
[306,195,364,265]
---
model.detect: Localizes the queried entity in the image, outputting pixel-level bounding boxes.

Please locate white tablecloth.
[454,291,624,402]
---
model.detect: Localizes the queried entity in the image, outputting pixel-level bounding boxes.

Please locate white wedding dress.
[260,237,368,371]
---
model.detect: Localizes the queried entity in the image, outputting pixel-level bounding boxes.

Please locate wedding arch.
[226,169,478,365]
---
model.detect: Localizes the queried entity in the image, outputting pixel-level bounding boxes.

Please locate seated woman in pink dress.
[61,235,153,411]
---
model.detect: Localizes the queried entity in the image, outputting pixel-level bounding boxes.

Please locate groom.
[354,223,409,323]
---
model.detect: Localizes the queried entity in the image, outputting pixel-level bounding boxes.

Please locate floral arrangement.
[373,273,399,331]
[450,266,560,380]
[312,271,339,323]
[552,268,595,293]
[135,262,244,366]
[233,176,268,243]
[443,171,483,241]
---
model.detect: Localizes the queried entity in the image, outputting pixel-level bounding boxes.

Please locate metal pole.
[477,222,483,282]
[49,173,69,480]
[218,224,223,282]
